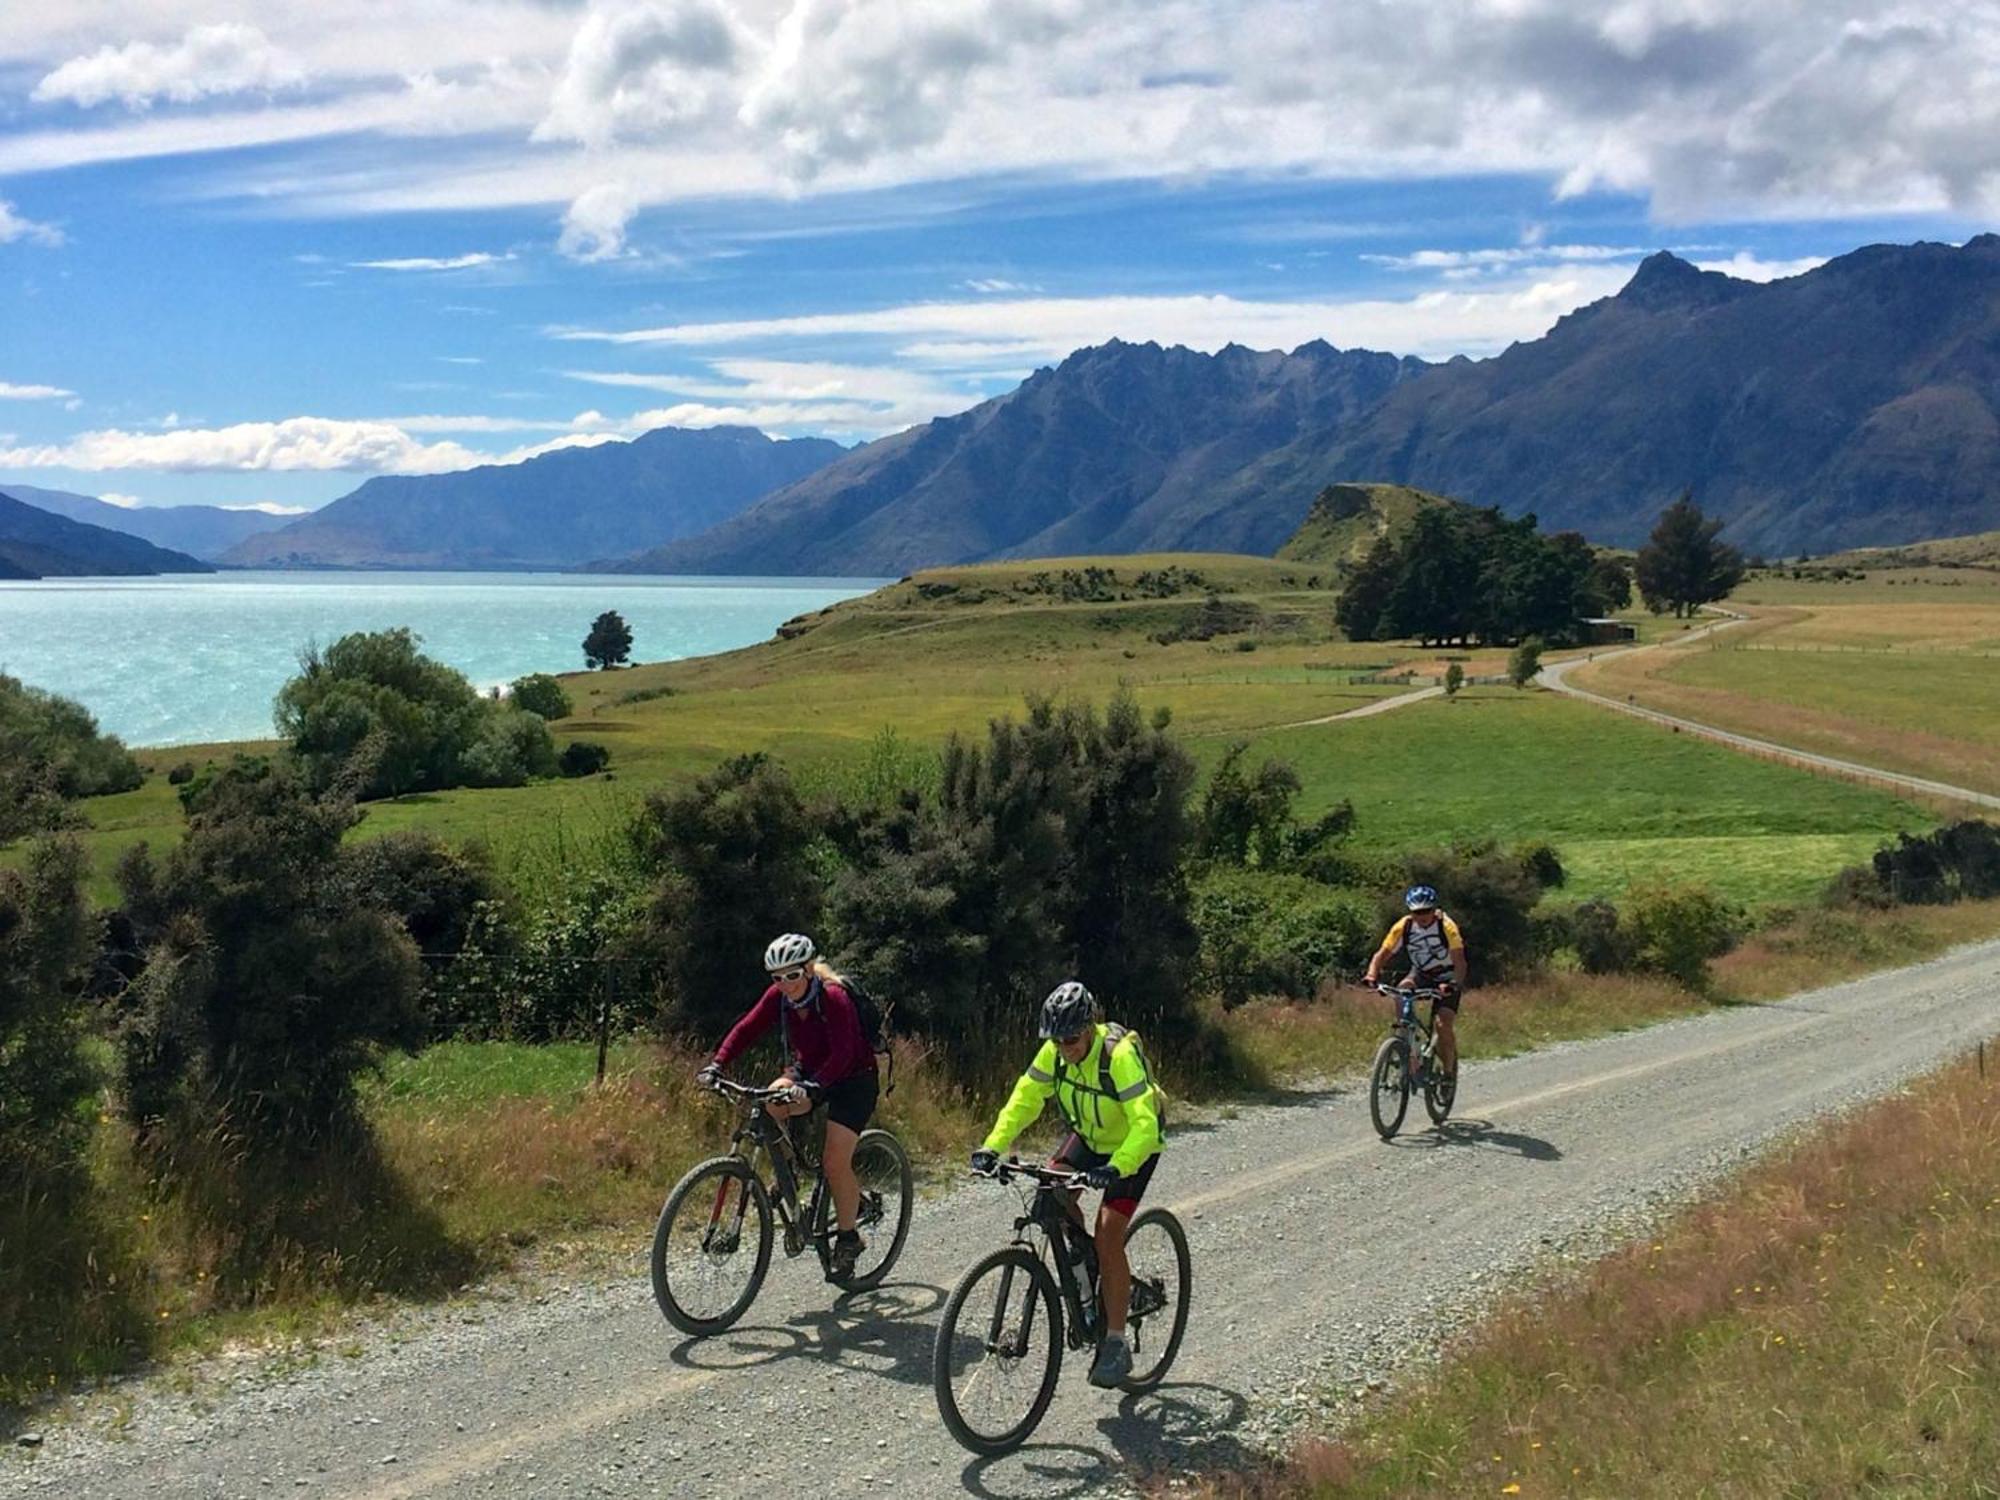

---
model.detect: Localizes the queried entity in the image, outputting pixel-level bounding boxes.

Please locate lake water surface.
[0,571,883,747]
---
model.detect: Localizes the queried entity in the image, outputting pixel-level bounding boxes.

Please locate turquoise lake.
[0,571,883,748]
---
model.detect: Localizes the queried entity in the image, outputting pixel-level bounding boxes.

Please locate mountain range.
[0,483,288,561]
[221,425,846,569]
[0,490,211,578]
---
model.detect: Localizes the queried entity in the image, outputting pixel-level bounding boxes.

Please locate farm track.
[10,940,2000,1500]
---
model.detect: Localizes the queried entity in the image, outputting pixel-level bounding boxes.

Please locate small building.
[1579,617,1638,644]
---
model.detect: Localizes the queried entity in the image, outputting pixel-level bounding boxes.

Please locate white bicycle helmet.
[763,932,817,972]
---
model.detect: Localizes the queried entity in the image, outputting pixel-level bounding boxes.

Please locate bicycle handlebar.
[703,1075,802,1105]
[1360,980,1451,1000]
[970,1156,1091,1190]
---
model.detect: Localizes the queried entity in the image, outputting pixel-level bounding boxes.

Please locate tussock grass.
[1203,1050,2000,1499]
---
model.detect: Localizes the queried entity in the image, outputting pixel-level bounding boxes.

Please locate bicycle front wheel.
[651,1157,773,1336]
[813,1127,915,1292]
[933,1247,1063,1456]
[1424,1056,1457,1126]
[1369,1035,1411,1140]
[1120,1207,1191,1392]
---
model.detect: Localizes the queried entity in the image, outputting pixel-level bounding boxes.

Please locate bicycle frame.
[1375,982,1445,1083]
[710,1081,833,1258]
[987,1162,1103,1352]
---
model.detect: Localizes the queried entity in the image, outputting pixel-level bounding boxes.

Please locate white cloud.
[558,182,638,262]
[1363,244,1651,272]
[963,278,1041,293]
[350,252,513,271]
[534,0,746,149]
[557,267,1646,364]
[33,23,305,111]
[1690,252,1828,281]
[220,501,312,514]
[98,491,142,508]
[0,418,491,474]
[561,356,989,434]
[0,381,76,400]
[0,200,63,247]
[438,356,484,365]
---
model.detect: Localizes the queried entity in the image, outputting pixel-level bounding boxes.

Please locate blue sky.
[1,1,1994,514]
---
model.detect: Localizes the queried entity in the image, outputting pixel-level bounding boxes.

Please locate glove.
[780,1082,811,1108]
[695,1061,722,1089]
[1080,1163,1119,1191]
[970,1148,1000,1175]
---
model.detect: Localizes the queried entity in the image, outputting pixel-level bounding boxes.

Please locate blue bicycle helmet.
[1404,884,1439,911]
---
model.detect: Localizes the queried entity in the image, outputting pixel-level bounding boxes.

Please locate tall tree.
[1635,492,1745,618]
[1333,534,1398,641]
[583,610,633,669]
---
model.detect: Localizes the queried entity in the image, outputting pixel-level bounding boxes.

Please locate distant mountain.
[0,491,213,578]
[223,426,847,570]
[611,236,2000,575]
[0,483,290,561]
[1276,482,1459,571]
[1317,237,2000,554]
[603,340,1428,575]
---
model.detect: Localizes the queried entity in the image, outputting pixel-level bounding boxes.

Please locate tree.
[1,673,143,844]
[1634,492,1745,618]
[1333,534,1398,641]
[1195,743,1302,866]
[509,673,572,721]
[584,611,633,669]
[1507,638,1544,689]
[1443,662,1465,698]
[0,837,101,1187]
[459,709,557,787]
[275,628,485,798]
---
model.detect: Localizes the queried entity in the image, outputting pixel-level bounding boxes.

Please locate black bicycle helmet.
[1038,980,1096,1039]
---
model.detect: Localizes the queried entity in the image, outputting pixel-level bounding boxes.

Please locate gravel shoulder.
[9,938,2000,1500]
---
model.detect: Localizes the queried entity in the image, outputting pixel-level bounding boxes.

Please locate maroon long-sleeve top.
[712,979,875,1087]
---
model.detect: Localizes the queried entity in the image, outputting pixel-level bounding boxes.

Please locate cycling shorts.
[1401,971,1460,1012]
[1052,1133,1159,1218]
[816,1070,879,1134]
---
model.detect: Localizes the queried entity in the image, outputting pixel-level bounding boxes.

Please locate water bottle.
[1066,1233,1095,1328]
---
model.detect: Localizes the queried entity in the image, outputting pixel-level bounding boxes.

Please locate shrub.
[1191,867,1373,1008]
[167,761,196,785]
[459,708,557,788]
[1569,897,1638,974]
[1625,883,1744,990]
[0,837,101,1185]
[275,628,486,798]
[1863,820,2000,905]
[628,753,825,1039]
[0,673,142,843]
[1507,637,1544,689]
[558,740,612,778]
[1388,842,1556,982]
[114,759,426,1145]
[508,672,572,721]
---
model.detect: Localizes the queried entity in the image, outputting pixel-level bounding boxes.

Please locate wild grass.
[1201,1048,2000,1499]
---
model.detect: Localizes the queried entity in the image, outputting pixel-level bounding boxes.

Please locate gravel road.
[10,939,2000,1500]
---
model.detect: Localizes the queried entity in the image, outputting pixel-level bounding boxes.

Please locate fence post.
[595,962,615,1088]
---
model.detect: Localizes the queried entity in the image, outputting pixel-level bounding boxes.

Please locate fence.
[414,953,666,1085]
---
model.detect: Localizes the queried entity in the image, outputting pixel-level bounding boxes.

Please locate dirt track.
[9,939,2000,1500]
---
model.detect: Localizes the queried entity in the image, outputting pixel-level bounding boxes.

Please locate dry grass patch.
[1203,1051,2000,1499]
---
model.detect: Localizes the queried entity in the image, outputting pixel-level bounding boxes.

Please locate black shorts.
[1402,973,1460,1012]
[814,1070,878,1134]
[1052,1134,1159,1217]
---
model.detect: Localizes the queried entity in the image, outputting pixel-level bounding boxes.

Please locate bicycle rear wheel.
[813,1127,915,1292]
[1369,1035,1411,1140]
[933,1247,1063,1456]
[651,1157,773,1336]
[1120,1207,1191,1392]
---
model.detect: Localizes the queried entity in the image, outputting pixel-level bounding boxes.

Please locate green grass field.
[1214,686,1923,904]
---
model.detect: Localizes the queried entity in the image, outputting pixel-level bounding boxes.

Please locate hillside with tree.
[0,491,212,578]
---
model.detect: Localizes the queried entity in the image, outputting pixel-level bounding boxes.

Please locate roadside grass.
[1204,1047,2000,1499]
[1212,688,1923,907]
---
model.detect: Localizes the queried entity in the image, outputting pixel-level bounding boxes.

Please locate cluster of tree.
[1634,492,1746,617]
[1830,820,2000,908]
[1335,506,1631,645]
[1552,885,1746,990]
[0,672,143,844]
[276,629,612,800]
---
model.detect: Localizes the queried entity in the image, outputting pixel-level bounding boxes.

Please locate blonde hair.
[811,959,846,989]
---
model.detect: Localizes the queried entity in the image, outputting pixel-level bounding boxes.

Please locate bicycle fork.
[984,1253,1041,1360]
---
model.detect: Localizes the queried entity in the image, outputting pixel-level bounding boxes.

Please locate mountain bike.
[932,1158,1191,1456]
[1364,981,1456,1139]
[651,1075,913,1336]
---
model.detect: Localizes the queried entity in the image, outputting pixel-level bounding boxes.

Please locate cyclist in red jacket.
[697,933,879,1279]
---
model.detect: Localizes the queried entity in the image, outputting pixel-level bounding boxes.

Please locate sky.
[0,1,1995,515]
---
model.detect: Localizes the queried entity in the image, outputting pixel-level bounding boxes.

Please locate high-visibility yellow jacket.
[982,1022,1163,1177]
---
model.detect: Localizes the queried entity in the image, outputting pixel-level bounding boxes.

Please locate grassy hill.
[1274,481,1459,570]
[1811,525,2000,570]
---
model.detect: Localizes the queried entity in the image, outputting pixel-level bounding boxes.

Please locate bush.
[0,837,101,1185]
[459,708,558,787]
[1625,884,1744,989]
[275,628,486,799]
[1569,897,1638,974]
[1192,868,1373,1008]
[0,673,142,843]
[509,673,572,721]
[628,753,826,1040]
[558,740,612,778]
[1507,637,1544,689]
[167,761,196,785]
[1387,842,1557,982]
[113,759,426,1145]
[1856,820,2000,906]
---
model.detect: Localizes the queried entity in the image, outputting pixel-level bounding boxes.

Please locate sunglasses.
[1056,1029,1092,1047]
[771,966,811,984]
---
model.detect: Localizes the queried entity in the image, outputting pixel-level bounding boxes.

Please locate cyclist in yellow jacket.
[971,980,1163,1388]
